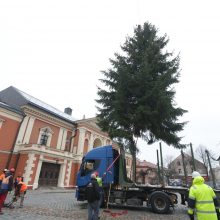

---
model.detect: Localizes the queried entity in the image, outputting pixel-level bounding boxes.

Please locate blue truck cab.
[76,145,119,201]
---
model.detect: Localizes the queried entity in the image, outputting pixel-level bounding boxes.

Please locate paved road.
[1,189,189,220]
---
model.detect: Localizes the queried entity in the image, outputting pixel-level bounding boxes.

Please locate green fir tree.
[96,22,187,181]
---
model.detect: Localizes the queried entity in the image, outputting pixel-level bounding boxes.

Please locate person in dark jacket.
[0,168,14,214]
[86,173,100,220]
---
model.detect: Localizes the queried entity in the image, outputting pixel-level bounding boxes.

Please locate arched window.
[177,161,181,166]
[93,138,102,148]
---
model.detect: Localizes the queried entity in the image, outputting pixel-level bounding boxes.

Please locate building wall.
[214,167,220,185]
[29,119,60,148]
[169,154,207,179]
[0,107,22,171]
[136,160,158,185]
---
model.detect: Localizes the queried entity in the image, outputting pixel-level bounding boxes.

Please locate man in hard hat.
[188,171,220,220]
[86,173,100,220]
[0,168,14,214]
[8,174,27,208]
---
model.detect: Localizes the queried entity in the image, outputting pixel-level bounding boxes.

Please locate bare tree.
[195,145,216,176]
[164,155,174,169]
[164,155,177,181]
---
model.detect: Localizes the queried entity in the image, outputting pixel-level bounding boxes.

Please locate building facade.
[0,102,23,170]
[136,159,158,185]
[0,86,133,189]
[169,153,207,182]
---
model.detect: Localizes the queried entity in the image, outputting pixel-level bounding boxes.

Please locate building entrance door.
[39,162,60,186]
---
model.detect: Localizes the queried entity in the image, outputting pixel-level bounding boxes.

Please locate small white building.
[213,156,220,187]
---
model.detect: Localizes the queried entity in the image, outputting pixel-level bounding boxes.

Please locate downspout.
[6,113,26,170]
[69,123,77,152]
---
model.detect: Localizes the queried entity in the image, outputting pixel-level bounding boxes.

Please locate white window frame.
[37,126,54,147]
[0,118,5,129]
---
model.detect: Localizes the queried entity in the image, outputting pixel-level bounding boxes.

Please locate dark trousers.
[0,191,8,212]
[88,200,99,220]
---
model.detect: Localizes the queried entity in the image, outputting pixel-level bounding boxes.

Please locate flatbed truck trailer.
[76,145,220,214]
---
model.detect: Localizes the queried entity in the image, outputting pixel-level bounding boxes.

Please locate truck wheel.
[150,193,170,214]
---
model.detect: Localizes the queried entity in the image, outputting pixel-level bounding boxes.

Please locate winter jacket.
[188,176,220,220]
[86,178,100,203]
[0,172,13,194]
[15,181,27,196]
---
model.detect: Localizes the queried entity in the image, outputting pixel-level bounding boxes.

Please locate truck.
[76,145,220,214]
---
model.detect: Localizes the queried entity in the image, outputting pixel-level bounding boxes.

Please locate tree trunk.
[129,138,136,182]
[132,151,136,182]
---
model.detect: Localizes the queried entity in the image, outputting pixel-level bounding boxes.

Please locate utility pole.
[159,142,165,186]
[156,149,161,185]
[205,150,216,189]
[190,143,196,171]
[181,150,188,186]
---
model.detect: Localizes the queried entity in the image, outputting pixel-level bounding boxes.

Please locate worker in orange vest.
[14,173,23,189]
[8,175,27,208]
[0,169,8,188]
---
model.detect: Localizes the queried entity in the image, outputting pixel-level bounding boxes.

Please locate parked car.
[169,179,182,186]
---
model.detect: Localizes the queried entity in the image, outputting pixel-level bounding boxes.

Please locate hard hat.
[10,168,15,173]
[91,173,96,179]
[192,171,201,178]
[3,169,8,172]
[94,171,99,177]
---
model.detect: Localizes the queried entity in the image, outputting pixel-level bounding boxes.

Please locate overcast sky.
[1,0,220,164]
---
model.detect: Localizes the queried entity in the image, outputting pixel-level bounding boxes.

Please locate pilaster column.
[58,159,67,187]
[77,128,86,155]
[23,153,36,186]
[33,155,43,189]
[88,134,94,151]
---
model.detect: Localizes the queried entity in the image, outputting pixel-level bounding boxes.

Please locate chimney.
[64,107,72,116]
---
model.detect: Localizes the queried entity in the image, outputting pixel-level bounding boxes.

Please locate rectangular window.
[40,133,48,145]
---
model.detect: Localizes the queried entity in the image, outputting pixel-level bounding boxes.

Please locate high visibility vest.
[0,173,5,181]
[96,177,102,187]
[188,176,218,220]
[18,181,27,193]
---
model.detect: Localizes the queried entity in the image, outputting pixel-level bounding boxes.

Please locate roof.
[171,153,205,166]
[137,160,157,169]
[0,86,77,123]
[0,101,23,115]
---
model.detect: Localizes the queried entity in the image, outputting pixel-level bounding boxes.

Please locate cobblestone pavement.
[0,189,190,220]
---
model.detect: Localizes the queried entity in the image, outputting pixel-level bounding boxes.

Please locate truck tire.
[150,192,170,214]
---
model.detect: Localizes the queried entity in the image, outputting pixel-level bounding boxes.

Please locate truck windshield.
[81,159,100,176]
